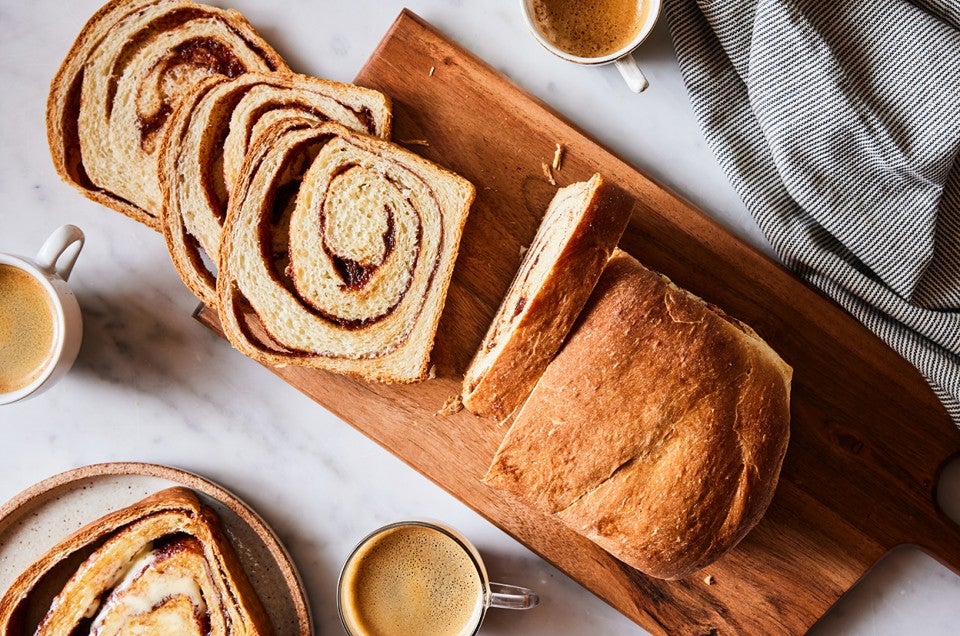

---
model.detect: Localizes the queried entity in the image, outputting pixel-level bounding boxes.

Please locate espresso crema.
[0,264,57,393]
[339,524,485,636]
[532,0,652,58]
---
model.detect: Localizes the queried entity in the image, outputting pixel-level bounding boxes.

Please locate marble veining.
[0,1,958,634]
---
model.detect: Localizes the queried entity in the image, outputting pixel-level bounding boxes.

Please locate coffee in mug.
[339,524,483,635]
[532,0,653,58]
[338,521,538,636]
[0,264,58,393]
[521,0,662,92]
[0,225,84,405]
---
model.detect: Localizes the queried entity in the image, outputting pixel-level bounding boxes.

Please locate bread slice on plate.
[0,487,272,634]
[160,72,393,306]
[217,120,475,383]
[484,250,792,580]
[47,0,288,230]
[461,173,633,418]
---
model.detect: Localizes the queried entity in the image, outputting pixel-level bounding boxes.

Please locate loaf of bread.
[0,487,272,634]
[47,0,288,230]
[461,173,633,418]
[160,72,393,305]
[484,250,792,579]
[217,120,475,383]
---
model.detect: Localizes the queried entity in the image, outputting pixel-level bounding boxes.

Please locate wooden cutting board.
[197,10,960,634]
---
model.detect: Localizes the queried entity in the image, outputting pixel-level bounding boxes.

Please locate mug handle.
[614,52,649,93]
[35,225,85,281]
[488,582,540,610]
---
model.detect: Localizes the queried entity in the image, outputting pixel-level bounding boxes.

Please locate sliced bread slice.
[217,120,475,383]
[46,0,287,229]
[461,173,633,417]
[160,71,393,305]
[0,487,272,634]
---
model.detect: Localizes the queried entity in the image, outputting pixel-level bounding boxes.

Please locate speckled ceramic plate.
[0,462,311,635]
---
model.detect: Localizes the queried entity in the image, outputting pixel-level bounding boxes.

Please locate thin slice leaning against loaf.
[160,71,393,306]
[484,250,792,580]
[218,120,475,383]
[461,173,633,418]
[0,487,272,635]
[47,0,288,230]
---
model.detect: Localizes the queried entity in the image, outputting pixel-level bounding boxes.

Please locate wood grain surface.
[197,10,960,634]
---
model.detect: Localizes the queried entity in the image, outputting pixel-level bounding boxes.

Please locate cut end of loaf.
[461,173,633,417]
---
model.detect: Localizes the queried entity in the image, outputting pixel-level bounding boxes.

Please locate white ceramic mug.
[338,520,539,636]
[0,225,85,405]
[520,0,662,92]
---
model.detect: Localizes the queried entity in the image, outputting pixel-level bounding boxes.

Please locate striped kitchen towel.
[665,0,960,428]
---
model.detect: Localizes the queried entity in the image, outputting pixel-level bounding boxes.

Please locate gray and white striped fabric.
[665,0,960,428]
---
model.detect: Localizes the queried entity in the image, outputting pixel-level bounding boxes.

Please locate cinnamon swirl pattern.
[0,488,272,635]
[218,121,475,383]
[160,72,393,306]
[47,0,287,230]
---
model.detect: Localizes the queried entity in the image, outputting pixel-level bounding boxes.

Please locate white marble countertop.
[1,1,959,633]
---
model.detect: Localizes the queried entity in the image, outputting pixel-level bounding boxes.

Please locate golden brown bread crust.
[484,250,792,579]
[0,487,273,634]
[46,0,288,230]
[461,174,634,418]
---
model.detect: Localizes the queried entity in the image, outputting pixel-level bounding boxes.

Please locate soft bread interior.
[89,538,209,635]
[160,72,392,305]
[218,121,475,382]
[76,1,286,217]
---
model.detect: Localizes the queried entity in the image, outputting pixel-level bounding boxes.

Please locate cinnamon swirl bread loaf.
[0,488,271,635]
[484,250,792,579]
[218,121,475,383]
[160,72,393,305]
[461,174,632,418]
[47,0,287,229]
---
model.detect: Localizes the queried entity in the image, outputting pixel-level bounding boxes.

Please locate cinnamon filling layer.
[137,38,247,151]
[227,126,454,362]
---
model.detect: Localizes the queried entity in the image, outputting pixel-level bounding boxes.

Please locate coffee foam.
[0,264,57,393]
[340,525,484,636]
[532,0,651,59]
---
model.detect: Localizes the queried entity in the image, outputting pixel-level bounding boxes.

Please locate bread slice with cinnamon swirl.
[217,120,475,383]
[47,0,288,230]
[0,487,272,635]
[160,72,393,306]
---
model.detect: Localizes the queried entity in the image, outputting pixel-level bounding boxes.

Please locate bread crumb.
[399,139,430,147]
[429,65,436,76]
[518,245,528,258]
[437,394,463,415]
[552,143,564,171]
[541,162,556,186]
[428,365,437,379]
[703,574,715,585]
